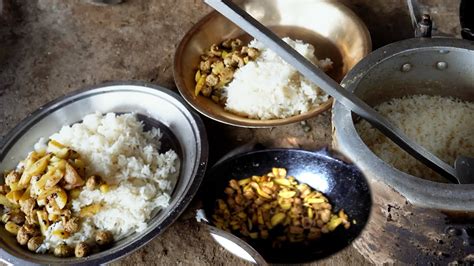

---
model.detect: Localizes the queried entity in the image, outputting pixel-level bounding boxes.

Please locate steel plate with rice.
[0,82,208,265]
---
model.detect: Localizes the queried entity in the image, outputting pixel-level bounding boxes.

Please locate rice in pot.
[356,95,474,182]
[224,37,332,120]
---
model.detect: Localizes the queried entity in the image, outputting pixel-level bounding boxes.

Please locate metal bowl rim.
[0,81,209,265]
[210,148,350,167]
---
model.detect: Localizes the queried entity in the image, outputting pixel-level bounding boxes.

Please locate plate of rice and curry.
[0,83,208,265]
[173,0,371,127]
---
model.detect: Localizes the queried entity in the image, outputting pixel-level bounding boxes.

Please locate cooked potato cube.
[18,154,51,188]
[37,210,49,235]
[5,221,20,235]
[37,186,67,209]
[0,194,18,208]
[22,152,41,171]
[99,184,110,193]
[47,140,71,159]
[54,189,68,210]
[19,186,32,202]
[63,163,84,190]
[70,159,86,178]
[5,171,20,187]
[69,188,81,200]
[6,190,23,204]
[44,161,66,189]
[79,203,101,218]
[52,229,70,239]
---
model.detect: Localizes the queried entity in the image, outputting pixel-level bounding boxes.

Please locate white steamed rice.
[36,112,179,252]
[356,95,474,182]
[224,37,332,120]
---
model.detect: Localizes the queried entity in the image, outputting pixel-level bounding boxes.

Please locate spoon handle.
[205,0,459,183]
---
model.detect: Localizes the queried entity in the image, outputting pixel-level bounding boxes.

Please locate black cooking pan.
[200,148,372,264]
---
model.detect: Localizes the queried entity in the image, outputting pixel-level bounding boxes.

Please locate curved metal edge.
[334,0,373,54]
[339,38,474,89]
[210,148,356,170]
[206,224,267,265]
[332,38,474,211]
[0,81,209,266]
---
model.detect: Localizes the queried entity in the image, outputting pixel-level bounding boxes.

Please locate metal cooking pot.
[332,36,474,263]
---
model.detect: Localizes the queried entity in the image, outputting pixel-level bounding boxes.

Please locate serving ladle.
[205,0,474,184]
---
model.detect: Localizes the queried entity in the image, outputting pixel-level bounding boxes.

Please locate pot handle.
[406,0,432,38]
[408,0,474,40]
[460,0,474,40]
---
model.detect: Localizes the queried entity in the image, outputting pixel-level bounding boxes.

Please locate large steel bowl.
[0,82,208,265]
[174,0,371,127]
[332,38,474,263]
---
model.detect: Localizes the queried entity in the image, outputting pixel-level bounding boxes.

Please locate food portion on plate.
[212,167,350,247]
[356,95,474,182]
[195,37,332,120]
[195,38,260,103]
[0,112,179,258]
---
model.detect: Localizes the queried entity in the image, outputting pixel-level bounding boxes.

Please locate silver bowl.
[0,82,208,265]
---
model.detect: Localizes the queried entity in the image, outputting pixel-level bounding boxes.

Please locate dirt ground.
[0,0,461,265]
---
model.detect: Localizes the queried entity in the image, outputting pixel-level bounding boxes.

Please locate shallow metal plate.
[0,82,208,265]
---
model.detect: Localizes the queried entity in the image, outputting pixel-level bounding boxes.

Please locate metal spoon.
[204,0,474,184]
